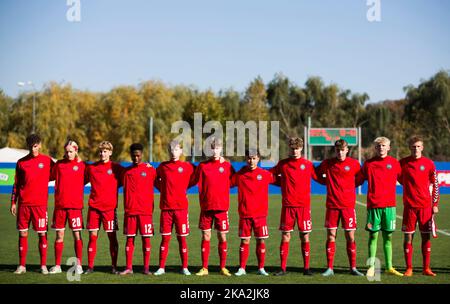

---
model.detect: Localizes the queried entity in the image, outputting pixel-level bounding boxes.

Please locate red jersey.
[11,153,54,207]
[86,161,123,211]
[270,157,318,208]
[316,157,361,209]
[156,160,195,210]
[399,156,439,209]
[231,166,274,218]
[359,155,401,209]
[122,162,156,216]
[191,159,235,211]
[52,159,86,210]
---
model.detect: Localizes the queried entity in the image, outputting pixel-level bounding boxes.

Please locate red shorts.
[279,206,312,233]
[199,210,229,233]
[325,208,357,231]
[239,216,269,239]
[17,205,48,233]
[51,209,84,231]
[123,214,154,237]
[87,208,118,232]
[160,209,190,236]
[402,206,432,234]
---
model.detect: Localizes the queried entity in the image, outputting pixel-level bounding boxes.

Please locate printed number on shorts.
[303,220,311,231]
[222,220,227,230]
[72,217,81,227]
[38,218,46,228]
[349,218,354,228]
[144,224,152,234]
[107,220,115,231]
[390,220,396,230]
[182,224,187,234]
[262,225,268,236]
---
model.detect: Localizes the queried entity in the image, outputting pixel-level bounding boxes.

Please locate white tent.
[0,147,29,162]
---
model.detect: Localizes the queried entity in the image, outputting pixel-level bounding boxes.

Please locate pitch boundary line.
[356,200,450,237]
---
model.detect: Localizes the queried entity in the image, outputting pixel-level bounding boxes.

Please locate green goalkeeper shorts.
[366,207,397,232]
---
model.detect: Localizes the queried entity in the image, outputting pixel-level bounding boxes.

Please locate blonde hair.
[98,141,113,152]
[373,136,390,146]
[64,139,79,160]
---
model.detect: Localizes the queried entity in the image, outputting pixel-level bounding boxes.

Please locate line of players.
[10,134,439,278]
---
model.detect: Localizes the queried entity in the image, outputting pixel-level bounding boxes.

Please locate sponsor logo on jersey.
[178,167,184,173]
[386,164,392,170]
[107,169,113,175]
[300,164,306,170]
[257,174,262,180]
[38,163,44,169]
[420,165,425,171]
[219,167,225,173]
[344,166,350,172]
[141,171,147,177]
[73,165,79,171]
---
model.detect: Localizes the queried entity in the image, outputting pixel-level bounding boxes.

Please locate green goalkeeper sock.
[382,231,393,269]
[368,231,379,266]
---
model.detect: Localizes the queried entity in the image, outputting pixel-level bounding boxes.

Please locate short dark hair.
[408,135,424,146]
[26,134,41,149]
[288,137,303,149]
[334,139,348,150]
[245,148,260,158]
[129,143,144,153]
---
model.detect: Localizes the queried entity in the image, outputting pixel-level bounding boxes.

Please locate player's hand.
[10,204,17,216]
[433,205,439,214]
[219,156,226,164]
[146,163,153,168]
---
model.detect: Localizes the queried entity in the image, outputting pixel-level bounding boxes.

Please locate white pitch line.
[356,201,450,237]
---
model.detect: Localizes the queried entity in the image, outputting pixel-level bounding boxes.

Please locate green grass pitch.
[0,194,449,284]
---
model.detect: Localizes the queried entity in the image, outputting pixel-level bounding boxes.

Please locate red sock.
[239,243,249,269]
[159,235,171,268]
[201,239,210,269]
[421,240,431,270]
[256,242,266,269]
[55,241,64,266]
[280,241,289,271]
[87,235,98,269]
[125,237,135,270]
[218,241,227,269]
[177,236,188,269]
[38,235,47,267]
[108,232,118,268]
[302,242,310,270]
[326,241,335,269]
[19,236,28,267]
[75,239,83,265]
[142,237,151,270]
[404,243,413,269]
[346,241,356,269]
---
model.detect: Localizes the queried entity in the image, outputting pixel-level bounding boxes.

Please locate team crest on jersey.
[107,169,113,175]
[73,165,79,171]
[420,165,425,171]
[300,164,306,170]
[344,166,350,172]
[141,171,147,177]
[38,163,44,169]
[386,164,392,170]
[219,167,225,173]
[256,174,262,180]
[178,167,184,173]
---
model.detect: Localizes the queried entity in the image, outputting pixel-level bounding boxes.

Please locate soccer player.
[84,141,123,274]
[315,139,364,276]
[10,134,54,274]
[119,143,156,275]
[357,137,403,277]
[399,135,439,277]
[270,137,319,276]
[153,140,195,276]
[232,148,275,277]
[191,138,235,277]
[49,140,86,275]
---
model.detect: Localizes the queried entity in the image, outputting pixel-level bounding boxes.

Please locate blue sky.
[1,0,449,103]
